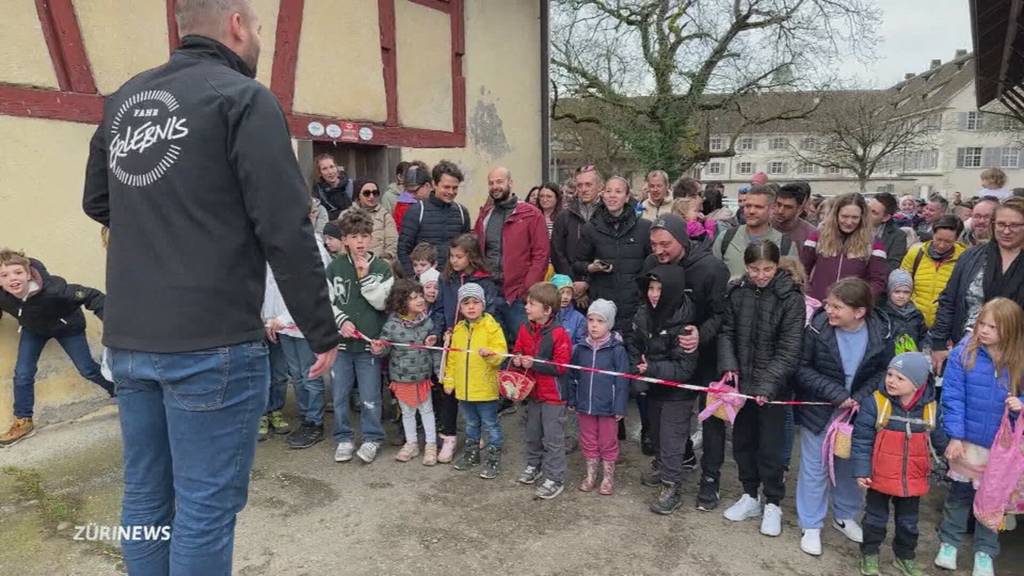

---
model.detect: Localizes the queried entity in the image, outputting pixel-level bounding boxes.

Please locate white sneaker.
[800,529,822,556]
[760,503,783,536]
[334,441,355,462]
[832,518,863,543]
[723,493,763,522]
[356,441,380,463]
[933,542,957,571]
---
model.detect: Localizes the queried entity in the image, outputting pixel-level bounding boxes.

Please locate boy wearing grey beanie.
[879,269,927,354]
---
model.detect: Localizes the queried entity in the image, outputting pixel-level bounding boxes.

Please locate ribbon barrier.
[354,330,833,407]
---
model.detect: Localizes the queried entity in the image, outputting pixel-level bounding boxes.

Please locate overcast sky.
[841,0,973,87]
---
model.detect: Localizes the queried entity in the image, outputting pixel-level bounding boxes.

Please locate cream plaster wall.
[395,1,453,131]
[74,0,169,95]
[252,0,281,86]
[0,117,109,431]
[0,2,59,89]
[403,0,542,218]
[292,0,387,121]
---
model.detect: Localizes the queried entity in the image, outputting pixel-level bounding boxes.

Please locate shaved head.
[175,0,261,71]
[487,166,513,202]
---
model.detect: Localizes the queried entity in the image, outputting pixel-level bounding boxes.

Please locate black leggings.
[431,383,459,436]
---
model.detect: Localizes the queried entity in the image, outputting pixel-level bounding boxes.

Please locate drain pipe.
[540,0,551,181]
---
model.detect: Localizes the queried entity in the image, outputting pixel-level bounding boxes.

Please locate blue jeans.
[14,329,114,418]
[277,334,315,419]
[266,340,289,414]
[498,298,527,345]
[938,480,1000,557]
[460,400,503,448]
[796,425,865,529]
[109,341,268,576]
[330,350,384,443]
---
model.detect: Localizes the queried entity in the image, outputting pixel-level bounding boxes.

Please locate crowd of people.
[3,143,1024,574]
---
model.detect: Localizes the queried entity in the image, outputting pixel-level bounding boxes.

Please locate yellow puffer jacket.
[443,313,507,401]
[900,242,965,327]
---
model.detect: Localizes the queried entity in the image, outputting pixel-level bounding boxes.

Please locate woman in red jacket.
[801,193,888,302]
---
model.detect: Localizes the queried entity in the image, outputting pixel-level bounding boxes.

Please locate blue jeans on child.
[266,339,289,414]
[277,334,315,418]
[108,341,268,576]
[796,426,864,529]
[330,350,384,444]
[938,480,1000,557]
[14,330,115,418]
[460,400,503,447]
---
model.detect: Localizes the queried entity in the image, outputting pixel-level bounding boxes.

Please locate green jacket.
[327,253,394,352]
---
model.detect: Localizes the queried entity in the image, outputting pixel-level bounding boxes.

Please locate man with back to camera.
[83,1,339,573]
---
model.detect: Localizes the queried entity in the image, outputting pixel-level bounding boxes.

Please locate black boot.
[479,445,501,479]
[696,475,720,511]
[640,459,662,487]
[641,432,655,456]
[650,481,684,515]
[454,444,481,471]
[618,418,627,440]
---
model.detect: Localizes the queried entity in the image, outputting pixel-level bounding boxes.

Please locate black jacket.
[572,203,652,332]
[551,198,595,276]
[931,245,986,349]
[83,36,339,354]
[642,237,731,387]
[795,310,894,434]
[879,300,927,351]
[397,193,471,274]
[878,219,909,273]
[313,178,352,220]
[717,270,806,400]
[0,262,105,339]
[627,263,698,401]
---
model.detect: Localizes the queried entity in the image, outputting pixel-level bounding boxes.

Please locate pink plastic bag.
[698,375,746,425]
[974,409,1024,531]
[822,407,857,486]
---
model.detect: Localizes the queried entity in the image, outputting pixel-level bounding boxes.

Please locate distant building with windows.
[553,50,1024,198]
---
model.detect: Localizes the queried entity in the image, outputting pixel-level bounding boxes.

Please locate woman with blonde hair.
[801,193,888,302]
[935,297,1024,575]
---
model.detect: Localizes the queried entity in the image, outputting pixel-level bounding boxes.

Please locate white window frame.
[800,137,817,150]
[926,113,942,130]
[737,161,755,175]
[796,161,817,175]
[738,137,755,151]
[826,166,842,175]
[956,147,983,168]
[708,136,723,151]
[705,162,723,175]
[1001,147,1020,169]
[768,161,787,175]
[1003,115,1019,131]
[769,137,788,151]
[966,111,980,131]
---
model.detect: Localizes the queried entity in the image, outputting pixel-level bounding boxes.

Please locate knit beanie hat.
[550,274,573,291]
[322,221,343,240]
[889,352,931,388]
[419,267,440,287]
[651,213,689,247]
[587,299,617,325]
[888,269,913,293]
[457,282,485,306]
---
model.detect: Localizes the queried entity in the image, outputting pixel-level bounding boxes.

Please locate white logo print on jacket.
[109,90,189,187]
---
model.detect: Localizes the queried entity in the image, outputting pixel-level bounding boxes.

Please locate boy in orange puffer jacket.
[851,352,947,576]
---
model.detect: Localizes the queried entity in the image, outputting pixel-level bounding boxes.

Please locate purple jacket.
[801,230,889,301]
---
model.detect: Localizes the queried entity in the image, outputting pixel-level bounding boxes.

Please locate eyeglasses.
[361,189,381,197]
[995,222,1024,232]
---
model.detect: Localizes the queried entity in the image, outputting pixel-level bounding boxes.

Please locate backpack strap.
[911,247,926,278]
[873,390,892,430]
[720,226,739,258]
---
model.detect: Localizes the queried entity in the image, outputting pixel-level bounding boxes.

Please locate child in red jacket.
[512,282,572,500]
[851,352,947,576]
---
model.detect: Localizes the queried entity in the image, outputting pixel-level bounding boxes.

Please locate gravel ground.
[2,401,1022,575]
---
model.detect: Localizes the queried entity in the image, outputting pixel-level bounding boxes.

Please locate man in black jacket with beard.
[646,214,730,512]
[82,1,339,573]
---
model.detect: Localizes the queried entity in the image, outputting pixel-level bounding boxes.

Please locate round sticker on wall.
[359,127,374,141]
[325,124,342,139]
[307,121,325,137]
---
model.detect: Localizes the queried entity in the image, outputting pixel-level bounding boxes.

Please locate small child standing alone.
[568,299,630,494]
[371,279,441,465]
[851,352,946,576]
[512,282,572,499]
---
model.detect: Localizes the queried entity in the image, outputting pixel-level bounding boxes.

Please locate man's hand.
[340,321,357,339]
[572,281,589,297]
[264,318,284,343]
[856,477,872,489]
[308,348,337,379]
[636,354,648,374]
[678,325,699,353]
[931,349,949,375]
